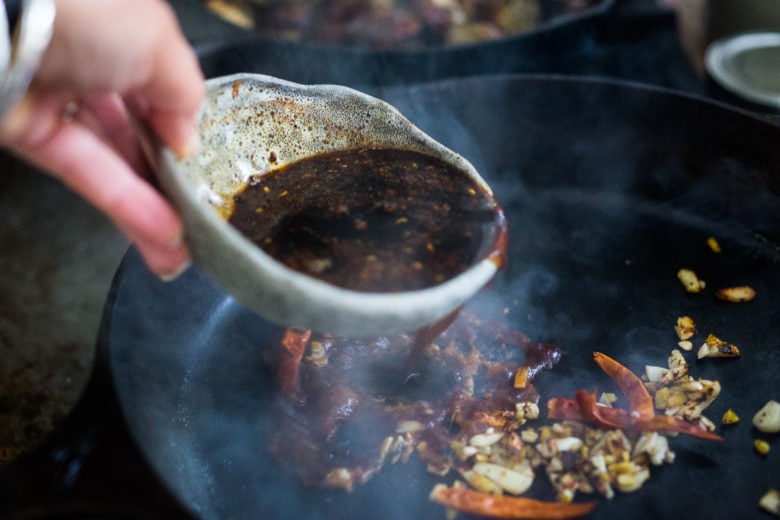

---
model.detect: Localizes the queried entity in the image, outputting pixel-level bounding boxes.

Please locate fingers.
[53,122,191,278]
[3,95,191,279]
[0,0,205,278]
[38,0,206,157]
[56,125,190,278]
[73,93,153,182]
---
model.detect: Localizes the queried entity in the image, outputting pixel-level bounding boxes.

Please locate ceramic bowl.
[154,73,499,335]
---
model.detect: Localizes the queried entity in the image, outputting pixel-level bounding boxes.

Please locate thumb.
[147,104,202,160]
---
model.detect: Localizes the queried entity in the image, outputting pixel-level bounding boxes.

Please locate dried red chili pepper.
[430,484,598,519]
[546,354,722,441]
[549,392,632,427]
[592,352,654,420]
[633,415,723,440]
[547,397,586,422]
[277,327,311,400]
[574,389,631,427]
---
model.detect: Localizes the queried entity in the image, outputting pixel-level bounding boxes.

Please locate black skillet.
[102,75,780,519]
[184,0,616,87]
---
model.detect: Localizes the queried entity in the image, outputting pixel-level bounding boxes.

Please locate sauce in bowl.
[229,147,507,293]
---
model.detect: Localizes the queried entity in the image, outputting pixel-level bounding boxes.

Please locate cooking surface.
[0,1,778,519]
[0,162,127,462]
[107,75,780,520]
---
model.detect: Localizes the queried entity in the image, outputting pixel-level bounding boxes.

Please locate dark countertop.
[0,160,127,465]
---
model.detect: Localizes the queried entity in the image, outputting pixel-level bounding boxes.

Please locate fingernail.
[167,232,186,249]
[173,118,201,159]
[159,259,192,282]
[176,131,200,159]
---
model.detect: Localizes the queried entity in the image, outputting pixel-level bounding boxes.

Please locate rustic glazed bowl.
[154,73,499,335]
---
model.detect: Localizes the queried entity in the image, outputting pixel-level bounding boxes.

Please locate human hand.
[0,0,205,279]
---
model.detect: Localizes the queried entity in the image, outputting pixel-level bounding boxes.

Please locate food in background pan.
[204,0,599,49]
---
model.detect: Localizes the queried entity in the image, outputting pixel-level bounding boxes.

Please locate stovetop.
[0,2,772,518]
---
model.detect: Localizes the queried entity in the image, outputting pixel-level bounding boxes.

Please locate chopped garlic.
[707,237,721,253]
[754,439,771,456]
[550,437,583,452]
[460,469,503,494]
[677,269,706,293]
[515,402,539,421]
[753,400,780,433]
[520,428,538,443]
[469,432,503,447]
[721,408,740,425]
[675,316,697,340]
[396,420,424,433]
[633,432,673,466]
[760,489,780,517]
[666,350,689,381]
[697,334,741,359]
[598,392,618,406]
[715,286,756,302]
[644,365,669,384]
[472,461,534,495]
[615,467,650,493]
[678,340,694,351]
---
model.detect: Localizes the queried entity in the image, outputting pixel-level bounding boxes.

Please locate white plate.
[705,31,780,108]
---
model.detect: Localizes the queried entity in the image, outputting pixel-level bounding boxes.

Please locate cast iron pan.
[102,75,780,520]
[191,0,616,87]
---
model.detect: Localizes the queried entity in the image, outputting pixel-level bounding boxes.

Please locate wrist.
[0,0,56,124]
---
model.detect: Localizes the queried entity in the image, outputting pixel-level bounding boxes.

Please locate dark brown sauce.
[229,147,506,292]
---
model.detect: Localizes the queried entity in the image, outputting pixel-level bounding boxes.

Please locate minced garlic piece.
[678,340,694,351]
[715,286,756,302]
[675,316,697,340]
[760,489,780,517]
[515,402,539,422]
[754,439,771,456]
[697,334,741,359]
[753,400,780,433]
[677,269,706,293]
[707,237,721,253]
[721,408,740,425]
